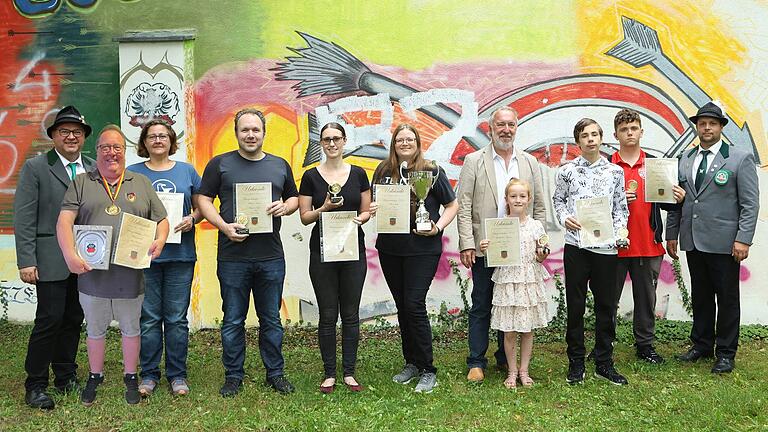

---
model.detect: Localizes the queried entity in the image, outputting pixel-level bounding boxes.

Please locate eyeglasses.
[146,133,170,141]
[97,145,125,154]
[493,122,517,129]
[395,138,416,144]
[320,136,345,145]
[57,128,84,138]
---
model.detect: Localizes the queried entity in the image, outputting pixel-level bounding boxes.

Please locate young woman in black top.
[298,123,371,393]
[369,124,457,393]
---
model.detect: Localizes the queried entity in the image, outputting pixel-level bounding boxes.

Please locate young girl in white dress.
[480,179,550,389]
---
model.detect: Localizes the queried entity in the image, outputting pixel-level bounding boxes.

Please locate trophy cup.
[537,233,550,255]
[616,227,630,248]
[405,166,438,232]
[235,213,250,235]
[329,183,343,204]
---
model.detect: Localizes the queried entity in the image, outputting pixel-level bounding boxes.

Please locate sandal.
[519,370,534,387]
[503,370,518,389]
[170,378,190,396]
[138,378,157,397]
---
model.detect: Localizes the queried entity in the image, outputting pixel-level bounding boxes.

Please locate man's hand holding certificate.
[234,182,273,234]
[574,196,615,248]
[113,213,158,269]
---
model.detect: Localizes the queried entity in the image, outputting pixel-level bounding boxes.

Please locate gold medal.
[627,179,639,193]
[105,204,121,215]
[537,234,550,247]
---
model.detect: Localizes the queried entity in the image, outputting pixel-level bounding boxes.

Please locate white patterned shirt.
[553,156,629,254]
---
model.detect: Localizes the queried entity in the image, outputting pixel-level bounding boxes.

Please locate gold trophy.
[616,227,630,248]
[406,168,438,232]
[537,233,550,255]
[329,183,343,204]
[235,213,250,235]
[627,179,638,193]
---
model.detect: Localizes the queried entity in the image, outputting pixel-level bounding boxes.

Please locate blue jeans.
[140,262,194,383]
[217,258,286,380]
[466,260,506,369]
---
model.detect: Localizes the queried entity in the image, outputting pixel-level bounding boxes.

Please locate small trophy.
[627,180,638,193]
[235,213,250,235]
[616,227,630,248]
[406,169,438,232]
[537,233,550,255]
[329,183,343,204]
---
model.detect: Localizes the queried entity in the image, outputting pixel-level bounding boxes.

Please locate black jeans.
[25,274,84,391]
[309,251,367,378]
[564,245,619,366]
[378,252,440,374]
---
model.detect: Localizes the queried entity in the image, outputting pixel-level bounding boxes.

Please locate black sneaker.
[637,346,665,364]
[266,375,295,394]
[124,373,140,405]
[219,378,242,398]
[25,388,55,410]
[595,364,628,385]
[566,360,585,384]
[81,373,104,406]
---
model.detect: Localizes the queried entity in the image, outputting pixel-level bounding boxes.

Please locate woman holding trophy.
[370,123,458,393]
[298,122,371,394]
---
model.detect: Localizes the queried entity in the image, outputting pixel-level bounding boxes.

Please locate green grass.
[0,321,766,431]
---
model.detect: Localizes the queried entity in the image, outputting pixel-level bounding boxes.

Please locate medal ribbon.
[100,170,125,207]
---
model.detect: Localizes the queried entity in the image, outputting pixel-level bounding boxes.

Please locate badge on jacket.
[714,169,731,186]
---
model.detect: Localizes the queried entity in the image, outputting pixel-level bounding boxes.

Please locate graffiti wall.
[1,0,766,327]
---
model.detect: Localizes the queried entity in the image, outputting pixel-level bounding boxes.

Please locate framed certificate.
[320,211,359,262]
[113,213,157,269]
[374,184,410,234]
[234,182,273,234]
[483,217,521,267]
[575,196,615,248]
[74,225,113,270]
[644,158,678,204]
[156,192,184,244]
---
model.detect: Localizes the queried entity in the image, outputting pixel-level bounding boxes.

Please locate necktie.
[694,150,710,191]
[67,162,77,181]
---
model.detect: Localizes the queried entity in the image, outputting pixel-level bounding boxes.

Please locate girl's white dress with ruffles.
[490,218,550,333]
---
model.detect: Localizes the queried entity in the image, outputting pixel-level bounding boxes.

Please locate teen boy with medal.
[666,102,759,373]
[610,109,685,365]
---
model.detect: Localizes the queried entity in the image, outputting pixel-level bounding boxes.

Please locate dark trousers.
[564,245,618,365]
[378,252,440,374]
[686,249,741,359]
[309,251,367,378]
[616,255,663,348]
[25,274,84,391]
[466,260,505,369]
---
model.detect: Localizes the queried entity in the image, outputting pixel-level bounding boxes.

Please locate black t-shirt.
[199,151,299,261]
[299,165,370,254]
[373,165,455,256]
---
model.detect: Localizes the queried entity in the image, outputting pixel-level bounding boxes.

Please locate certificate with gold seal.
[644,158,678,204]
[156,192,184,244]
[319,211,359,262]
[374,184,410,234]
[113,213,157,269]
[483,217,521,267]
[234,182,273,234]
[575,196,615,248]
[74,225,113,270]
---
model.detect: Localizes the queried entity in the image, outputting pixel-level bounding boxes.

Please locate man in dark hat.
[14,105,96,409]
[666,101,759,373]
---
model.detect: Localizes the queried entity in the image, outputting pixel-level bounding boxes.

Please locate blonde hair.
[504,178,531,215]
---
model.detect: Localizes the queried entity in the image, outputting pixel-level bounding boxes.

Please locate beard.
[493,138,514,150]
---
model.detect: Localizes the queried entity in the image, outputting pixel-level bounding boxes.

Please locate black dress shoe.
[25,388,55,410]
[676,348,713,362]
[711,357,734,374]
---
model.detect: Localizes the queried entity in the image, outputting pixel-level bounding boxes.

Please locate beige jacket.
[456,145,546,256]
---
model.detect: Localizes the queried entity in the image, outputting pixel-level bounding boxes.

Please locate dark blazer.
[13,149,96,281]
[666,143,759,254]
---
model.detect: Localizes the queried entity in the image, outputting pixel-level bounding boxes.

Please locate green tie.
[694,150,710,191]
[67,162,77,181]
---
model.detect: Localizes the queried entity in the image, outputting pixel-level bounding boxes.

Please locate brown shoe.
[467,367,484,382]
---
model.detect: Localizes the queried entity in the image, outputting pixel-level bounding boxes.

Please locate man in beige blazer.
[457,106,546,382]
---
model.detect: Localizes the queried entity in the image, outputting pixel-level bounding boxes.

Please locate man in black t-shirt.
[198,108,299,396]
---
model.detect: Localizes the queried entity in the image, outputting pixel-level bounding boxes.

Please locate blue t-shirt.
[127,161,202,263]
